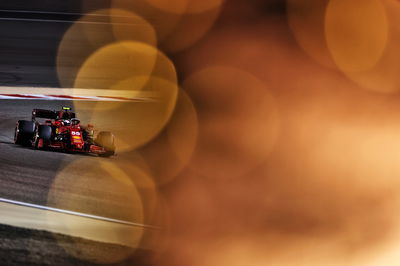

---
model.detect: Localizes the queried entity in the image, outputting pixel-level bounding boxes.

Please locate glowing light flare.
[267,118,400,265]
[73,42,158,93]
[188,236,360,266]
[307,125,400,185]
[47,158,145,263]
[57,10,156,88]
[161,165,396,266]
[78,77,178,152]
[360,231,400,266]
[287,0,336,68]
[72,42,178,152]
[199,234,400,266]
[162,150,400,266]
[183,66,280,180]
[325,0,389,73]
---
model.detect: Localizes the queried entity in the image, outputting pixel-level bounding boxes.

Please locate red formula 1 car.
[14,107,116,157]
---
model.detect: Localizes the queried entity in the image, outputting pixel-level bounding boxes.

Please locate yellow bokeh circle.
[57,9,156,88]
[73,41,159,93]
[47,157,145,264]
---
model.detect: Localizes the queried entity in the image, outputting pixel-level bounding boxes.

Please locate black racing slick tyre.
[95,131,116,157]
[14,120,35,146]
[33,125,52,149]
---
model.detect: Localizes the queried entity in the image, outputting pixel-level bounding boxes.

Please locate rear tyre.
[95,131,116,157]
[33,125,52,149]
[14,120,35,146]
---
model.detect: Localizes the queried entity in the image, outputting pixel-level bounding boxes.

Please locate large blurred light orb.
[287,0,336,68]
[57,9,156,88]
[141,89,198,185]
[325,0,388,73]
[47,158,144,264]
[183,66,280,180]
[73,41,158,93]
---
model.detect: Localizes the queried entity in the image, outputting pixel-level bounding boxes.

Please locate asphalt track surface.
[0,99,146,223]
[0,11,151,225]
[0,9,113,87]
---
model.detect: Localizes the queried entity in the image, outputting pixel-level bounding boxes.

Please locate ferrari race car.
[14,107,116,157]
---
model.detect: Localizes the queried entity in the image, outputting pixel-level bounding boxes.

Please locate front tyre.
[33,125,52,149]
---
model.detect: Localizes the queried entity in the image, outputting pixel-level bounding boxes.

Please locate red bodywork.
[37,115,109,156]
[15,108,115,157]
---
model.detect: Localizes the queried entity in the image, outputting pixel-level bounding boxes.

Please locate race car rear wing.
[32,109,57,120]
[32,109,76,120]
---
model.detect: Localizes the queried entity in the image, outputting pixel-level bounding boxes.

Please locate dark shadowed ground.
[0,224,152,266]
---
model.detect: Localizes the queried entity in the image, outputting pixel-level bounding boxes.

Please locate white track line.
[0,94,151,102]
[0,197,159,230]
[0,87,158,97]
[0,87,158,102]
[0,201,154,247]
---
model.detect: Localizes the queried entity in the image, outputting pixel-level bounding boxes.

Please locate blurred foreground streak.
[4,0,400,265]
